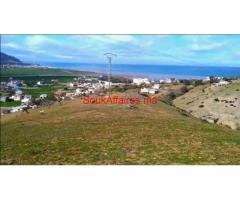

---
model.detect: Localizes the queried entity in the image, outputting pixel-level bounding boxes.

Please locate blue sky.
[1,35,240,67]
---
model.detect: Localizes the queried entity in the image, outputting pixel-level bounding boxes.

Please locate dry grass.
[1,91,240,164]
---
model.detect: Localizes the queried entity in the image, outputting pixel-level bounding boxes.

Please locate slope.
[1,91,240,164]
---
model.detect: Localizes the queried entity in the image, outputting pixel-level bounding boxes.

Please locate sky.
[1,35,240,67]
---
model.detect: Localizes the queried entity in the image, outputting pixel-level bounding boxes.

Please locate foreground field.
[1,91,240,164]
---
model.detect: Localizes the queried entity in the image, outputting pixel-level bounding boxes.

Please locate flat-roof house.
[133,78,150,86]
[39,94,47,99]
[140,88,158,94]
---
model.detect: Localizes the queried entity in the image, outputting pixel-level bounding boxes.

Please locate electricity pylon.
[104,53,117,97]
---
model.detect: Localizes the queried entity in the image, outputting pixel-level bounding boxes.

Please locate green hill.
[1,90,240,164]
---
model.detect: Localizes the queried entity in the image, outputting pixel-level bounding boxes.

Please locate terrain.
[1,90,240,164]
[0,52,23,65]
[0,67,101,77]
[174,80,240,130]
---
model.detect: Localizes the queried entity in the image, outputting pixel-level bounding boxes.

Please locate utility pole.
[104,53,117,97]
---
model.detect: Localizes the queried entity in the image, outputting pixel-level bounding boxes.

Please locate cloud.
[191,42,226,51]
[1,35,240,66]
[24,35,59,48]
[187,35,226,52]
[54,54,74,59]
[2,42,19,49]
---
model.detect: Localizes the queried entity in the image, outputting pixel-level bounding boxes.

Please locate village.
[0,74,231,115]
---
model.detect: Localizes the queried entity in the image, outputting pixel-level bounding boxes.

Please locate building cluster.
[0,79,47,115]
[0,79,32,105]
[202,76,230,87]
[1,75,230,115]
[132,77,178,95]
[63,77,126,99]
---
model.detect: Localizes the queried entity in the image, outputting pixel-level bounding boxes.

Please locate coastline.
[39,62,240,80]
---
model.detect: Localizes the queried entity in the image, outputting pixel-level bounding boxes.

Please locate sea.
[40,62,240,80]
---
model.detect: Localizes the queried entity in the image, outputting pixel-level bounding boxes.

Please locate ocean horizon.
[39,62,240,80]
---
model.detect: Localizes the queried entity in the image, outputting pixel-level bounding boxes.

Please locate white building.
[67,82,74,88]
[21,95,32,104]
[140,88,158,95]
[148,88,158,94]
[140,88,149,93]
[88,88,95,94]
[65,93,75,100]
[203,76,211,82]
[133,78,150,86]
[0,96,7,102]
[75,88,83,96]
[103,81,112,89]
[39,94,47,99]
[152,84,160,89]
[9,94,21,101]
[15,90,23,95]
[11,106,23,113]
[215,80,229,86]
[165,78,173,84]
[160,78,176,84]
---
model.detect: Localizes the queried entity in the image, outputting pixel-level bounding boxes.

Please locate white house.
[39,94,47,99]
[103,81,112,89]
[0,96,7,102]
[140,88,158,95]
[11,106,23,113]
[140,88,149,93]
[15,90,23,95]
[9,95,21,101]
[133,78,150,86]
[88,88,95,94]
[75,88,83,96]
[215,80,229,86]
[165,78,173,83]
[65,93,75,100]
[160,78,177,84]
[67,82,74,88]
[148,88,158,94]
[152,84,160,89]
[21,95,32,104]
[203,76,211,82]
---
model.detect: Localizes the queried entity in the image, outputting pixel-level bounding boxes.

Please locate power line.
[104,53,117,97]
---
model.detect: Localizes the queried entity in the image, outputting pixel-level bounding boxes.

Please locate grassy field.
[0,101,21,107]
[1,67,77,77]
[0,68,77,87]
[1,76,76,87]
[1,90,240,164]
[0,67,100,78]
[22,85,61,98]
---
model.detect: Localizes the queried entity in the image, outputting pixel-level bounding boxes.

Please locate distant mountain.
[0,52,23,65]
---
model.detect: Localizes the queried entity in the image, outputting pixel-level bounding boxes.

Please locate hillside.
[0,52,23,65]
[174,80,240,130]
[1,90,240,164]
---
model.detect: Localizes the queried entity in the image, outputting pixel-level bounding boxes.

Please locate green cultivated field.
[1,90,240,164]
[0,101,21,107]
[22,85,61,98]
[0,68,77,87]
[1,67,75,76]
